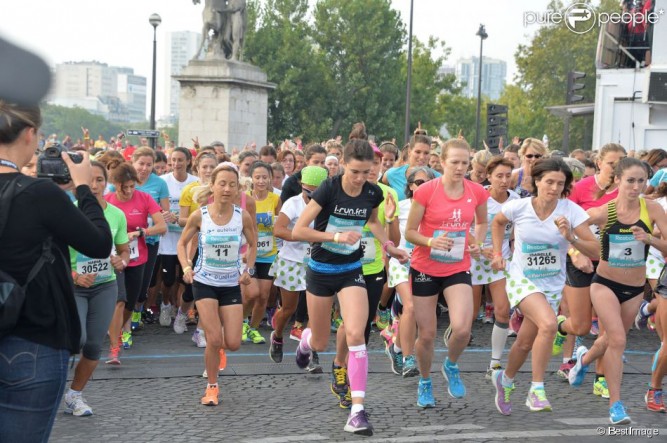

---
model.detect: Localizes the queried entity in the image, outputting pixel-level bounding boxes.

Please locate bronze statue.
[193,0,247,61]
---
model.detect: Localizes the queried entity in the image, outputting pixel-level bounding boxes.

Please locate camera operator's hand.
[62,151,92,188]
[74,272,97,288]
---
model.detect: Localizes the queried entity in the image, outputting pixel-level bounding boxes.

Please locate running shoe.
[568,346,589,387]
[380,326,393,346]
[483,303,494,324]
[242,322,249,342]
[186,308,198,325]
[385,344,403,375]
[130,310,143,331]
[339,389,352,409]
[344,409,373,436]
[295,328,312,369]
[247,328,266,344]
[509,309,523,335]
[417,378,436,408]
[143,305,159,324]
[441,360,466,398]
[306,351,323,374]
[443,325,452,348]
[289,323,303,341]
[574,335,584,355]
[331,363,349,400]
[269,331,283,363]
[201,385,219,406]
[552,315,567,356]
[557,359,575,380]
[121,331,132,349]
[192,329,207,348]
[589,318,599,336]
[486,363,503,381]
[331,316,343,332]
[476,306,484,321]
[491,370,514,416]
[219,348,227,371]
[402,355,419,378]
[648,314,657,331]
[645,388,666,413]
[634,300,651,329]
[525,387,552,412]
[609,400,631,424]
[376,308,390,330]
[64,393,93,417]
[173,310,188,334]
[593,377,609,399]
[159,303,172,327]
[105,345,121,365]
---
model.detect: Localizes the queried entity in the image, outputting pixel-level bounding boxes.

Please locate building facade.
[456,57,507,101]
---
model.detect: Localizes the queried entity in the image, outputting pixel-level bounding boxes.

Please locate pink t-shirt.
[568,175,618,210]
[105,190,161,266]
[410,178,489,277]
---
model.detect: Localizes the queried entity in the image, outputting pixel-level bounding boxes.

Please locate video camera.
[37,143,82,184]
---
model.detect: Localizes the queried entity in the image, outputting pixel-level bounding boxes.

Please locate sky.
[1,0,556,114]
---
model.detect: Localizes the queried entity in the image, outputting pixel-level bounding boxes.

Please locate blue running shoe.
[609,400,631,425]
[441,359,466,398]
[417,378,436,408]
[402,355,419,378]
[569,346,589,387]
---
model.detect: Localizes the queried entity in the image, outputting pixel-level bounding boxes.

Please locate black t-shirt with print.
[310,175,383,265]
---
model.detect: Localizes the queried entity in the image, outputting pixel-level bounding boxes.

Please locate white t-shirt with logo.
[158,172,198,255]
[502,197,588,293]
[277,194,313,263]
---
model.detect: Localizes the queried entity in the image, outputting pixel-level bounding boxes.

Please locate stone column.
[175,59,275,151]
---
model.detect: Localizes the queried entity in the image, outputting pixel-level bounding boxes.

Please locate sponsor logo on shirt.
[334,205,367,218]
[450,209,462,223]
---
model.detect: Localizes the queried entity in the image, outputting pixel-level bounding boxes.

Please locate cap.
[301,166,328,187]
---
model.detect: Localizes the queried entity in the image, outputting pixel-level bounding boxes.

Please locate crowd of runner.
[35,126,667,436]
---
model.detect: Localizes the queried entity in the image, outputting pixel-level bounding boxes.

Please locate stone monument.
[176,0,275,150]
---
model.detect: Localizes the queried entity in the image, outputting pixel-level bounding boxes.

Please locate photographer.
[0,101,112,442]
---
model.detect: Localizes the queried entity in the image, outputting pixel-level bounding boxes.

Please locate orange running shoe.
[105,345,121,365]
[201,385,219,406]
[219,349,227,371]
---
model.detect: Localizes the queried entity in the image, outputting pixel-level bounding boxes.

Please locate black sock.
[378,303,387,311]
[557,320,568,336]
[595,373,604,381]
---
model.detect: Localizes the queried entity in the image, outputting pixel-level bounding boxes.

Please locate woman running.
[471,157,519,379]
[243,161,281,344]
[269,165,329,363]
[404,138,487,408]
[65,161,130,415]
[567,157,667,424]
[509,138,547,198]
[489,158,598,416]
[555,144,626,392]
[178,163,257,406]
[292,139,409,435]
[385,166,436,378]
[105,163,167,357]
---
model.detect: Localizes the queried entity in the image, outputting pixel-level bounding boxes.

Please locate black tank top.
[599,198,652,268]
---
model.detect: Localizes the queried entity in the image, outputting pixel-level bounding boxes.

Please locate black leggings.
[151,254,181,288]
[295,291,308,323]
[137,242,160,304]
[124,264,147,310]
[363,269,386,344]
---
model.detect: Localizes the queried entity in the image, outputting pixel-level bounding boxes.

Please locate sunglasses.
[409,179,426,186]
[524,154,543,159]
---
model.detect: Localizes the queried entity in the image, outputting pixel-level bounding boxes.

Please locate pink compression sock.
[348,344,368,399]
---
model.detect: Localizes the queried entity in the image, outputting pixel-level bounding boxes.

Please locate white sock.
[531,381,544,390]
[489,358,500,369]
[351,404,364,414]
[67,388,81,398]
[393,343,402,353]
[642,303,651,316]
[491,323,508,362]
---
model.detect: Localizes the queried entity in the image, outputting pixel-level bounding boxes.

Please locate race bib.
[304,244,311,265]
[257,231,275,257]
[360,232,377,265]
[76,254,113,284]
[168,197,182,233]
[129,238,139,261]
[521,243,560,279]
[608,234,645,268]
[321,216,364,255]
[430,230,466,263]
[203,234,240,267]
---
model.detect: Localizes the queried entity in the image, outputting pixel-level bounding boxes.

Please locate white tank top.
[194,205,244,287]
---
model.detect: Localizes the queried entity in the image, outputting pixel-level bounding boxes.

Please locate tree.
[436,94,480,143]
[312,0,405,139]
[40,103,125,143]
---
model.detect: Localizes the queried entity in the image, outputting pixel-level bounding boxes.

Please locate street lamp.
[474,24,487,150]
[149,13,161,149]
[404,0,414,144]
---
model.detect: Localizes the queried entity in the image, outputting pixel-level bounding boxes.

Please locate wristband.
[386,217,395,224]
[334,232,340,243]
[382,240,395,254]
[427,238,433,248]
[568,248,579,256]
[493,252,503,258]
[138,227,145,238]
[183,266,192,274]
